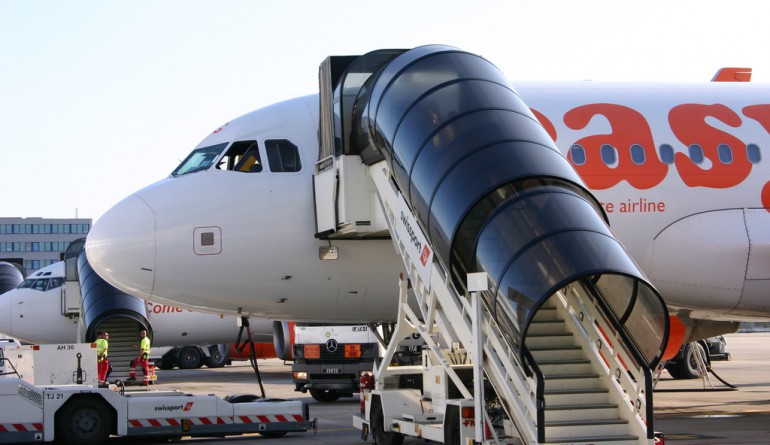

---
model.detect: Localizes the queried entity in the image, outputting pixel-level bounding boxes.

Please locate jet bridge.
[314,45,669,444]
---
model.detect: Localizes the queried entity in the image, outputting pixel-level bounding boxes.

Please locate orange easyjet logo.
[532,103,770,210]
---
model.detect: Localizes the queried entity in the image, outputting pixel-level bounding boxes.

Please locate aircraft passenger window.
[218,140,262,173]
[630,144,646,165]
[747,144,762,163]
[265,140,301,172]
[48,277,64,290]
[32,278,49,292]
[658,144,675,164]
[569,145,586,165]
[717,144,733,164]
[171,143,228,176]
[688,144,705,164]
[600,144,617,166]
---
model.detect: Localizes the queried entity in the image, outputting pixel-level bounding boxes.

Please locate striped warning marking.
[237,414,304,423]
[128,414,304,428]
[129,417,228,427]
[0,423,44,433]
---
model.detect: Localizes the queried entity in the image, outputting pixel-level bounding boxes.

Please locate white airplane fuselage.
[85,81,770,325]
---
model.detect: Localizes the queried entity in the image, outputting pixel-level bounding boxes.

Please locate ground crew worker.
[127,329,151,385]
[95,331,110,388]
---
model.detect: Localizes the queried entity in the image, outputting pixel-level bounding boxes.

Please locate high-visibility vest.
[140,337,151,357]
[95,338,108,362]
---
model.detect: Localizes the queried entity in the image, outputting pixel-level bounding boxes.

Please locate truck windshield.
[171,143,228,176]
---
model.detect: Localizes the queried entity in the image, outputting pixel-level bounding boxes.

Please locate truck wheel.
[444,405,461,445]
[260,431,288,438]
[667,342,707,379]
[310,389,341,402]
[55,397,114,445]
[177,346,202,369]
[156,356,174,370]
[204,345,227,368]
[224,394,261,403]
[371,399,404,445]
[158,349,179,370]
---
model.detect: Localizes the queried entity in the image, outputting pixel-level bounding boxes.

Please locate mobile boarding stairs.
[312,45,669,445]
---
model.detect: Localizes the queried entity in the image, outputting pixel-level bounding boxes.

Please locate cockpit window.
[48,277,64,290]
[217,140,263,173]
[265,140,301,172]
[32,278,49,292]
[171,143,228,176]
[16,277,63,291]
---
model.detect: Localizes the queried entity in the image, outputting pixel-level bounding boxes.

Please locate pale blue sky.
[2,0,768,222]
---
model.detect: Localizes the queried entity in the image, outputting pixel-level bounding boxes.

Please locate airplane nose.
[86,194,156,299]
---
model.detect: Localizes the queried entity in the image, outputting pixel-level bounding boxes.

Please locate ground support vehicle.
[292,324,379,402]
[0,377,314,444]
[0,343,315,444]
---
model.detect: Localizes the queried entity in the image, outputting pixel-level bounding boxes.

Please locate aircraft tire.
[204,345,227,368]
[177,346,202,369]
[666,342,707,379]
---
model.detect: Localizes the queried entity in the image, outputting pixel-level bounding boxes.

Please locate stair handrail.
[368,162,540,444]
[522,348,546,444]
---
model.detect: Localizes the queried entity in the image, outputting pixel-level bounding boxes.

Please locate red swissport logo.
[184,402,194,411]
[420,245,431,266]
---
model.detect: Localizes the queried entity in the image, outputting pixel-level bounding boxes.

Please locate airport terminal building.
[0,217,91,273]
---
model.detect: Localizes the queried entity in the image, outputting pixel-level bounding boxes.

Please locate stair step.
[547,418,629,426]
[527,320,568,335]
[538,360,594,375]
[538,358,591,365]
[529,346,586,361]
[532,307,559,321]
[544,388,610,405]
[544,372,600,379]
[526,335,576,349]
[544,374,603,390]
[545,418,630,438]
[545,434,639,445]
[544,403,619,422]
[528,345,583,352]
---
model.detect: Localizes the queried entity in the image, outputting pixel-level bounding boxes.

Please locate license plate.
[322,368,342,374]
